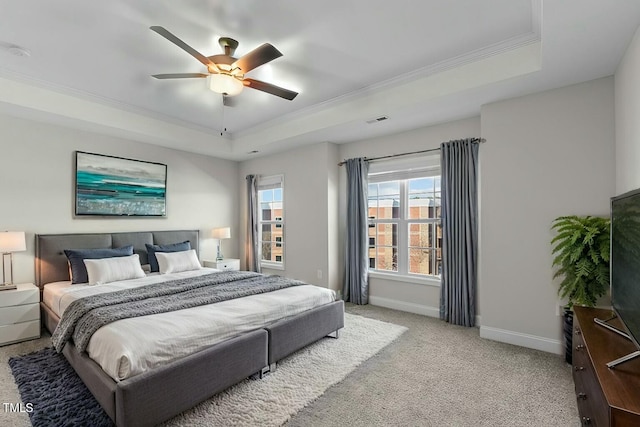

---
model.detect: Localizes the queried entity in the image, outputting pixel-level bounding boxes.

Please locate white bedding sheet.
[43,268,336,381]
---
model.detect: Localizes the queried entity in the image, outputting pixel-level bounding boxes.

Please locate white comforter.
[44,268,336,381]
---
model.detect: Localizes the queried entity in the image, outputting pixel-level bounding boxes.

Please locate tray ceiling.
[0,0,639,160]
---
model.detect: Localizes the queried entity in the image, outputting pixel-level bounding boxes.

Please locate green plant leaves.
[550,215,610,308]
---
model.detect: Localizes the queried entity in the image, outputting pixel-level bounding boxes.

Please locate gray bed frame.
[36,231,344,427]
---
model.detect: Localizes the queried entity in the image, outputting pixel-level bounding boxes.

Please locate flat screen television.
[607,188,640,367]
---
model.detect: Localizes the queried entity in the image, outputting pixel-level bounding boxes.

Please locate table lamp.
[0,231,26,285]
[212,227,231,261]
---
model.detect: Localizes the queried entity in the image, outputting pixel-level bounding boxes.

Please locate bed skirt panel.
[116,328,268,427]
[41,302,59,335]
[266,300,345,364]
[62,342,118,422]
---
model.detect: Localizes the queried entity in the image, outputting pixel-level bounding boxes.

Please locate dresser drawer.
[204,259,240,271]
[0,303,39,325]
[573,326,588,383]
[574,360,608,426]
[217,260,240,271]
[581,368,608,426]
[0,320,40,345]
[0,284,38,307]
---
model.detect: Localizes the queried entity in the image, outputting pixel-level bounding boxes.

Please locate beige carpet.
[287,304,580,427]
[0,312,407,426]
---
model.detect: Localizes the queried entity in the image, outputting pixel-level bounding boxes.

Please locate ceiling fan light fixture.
[208,74,243,96]
[151,27,297,101]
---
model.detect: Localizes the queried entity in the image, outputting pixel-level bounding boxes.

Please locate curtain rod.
[337,137,485,166]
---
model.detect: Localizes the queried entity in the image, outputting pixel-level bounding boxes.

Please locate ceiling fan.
[150,26,298,103]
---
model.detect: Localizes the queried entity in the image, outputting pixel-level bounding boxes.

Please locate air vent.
[366,116,389,124]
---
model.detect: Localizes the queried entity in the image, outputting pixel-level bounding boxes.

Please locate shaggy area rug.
[9,348,112,427]
[7,313,406,427]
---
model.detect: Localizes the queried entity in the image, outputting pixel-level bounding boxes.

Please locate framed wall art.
[75,151,167,217]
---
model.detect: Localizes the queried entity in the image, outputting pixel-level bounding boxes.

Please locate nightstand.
[0,283,40,346]
[203,258,241,271]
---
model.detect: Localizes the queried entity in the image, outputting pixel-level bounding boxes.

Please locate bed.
[36,230,344,427]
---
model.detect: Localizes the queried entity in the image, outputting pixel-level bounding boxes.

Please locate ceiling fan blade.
[150,26,219,72]
[244,78,298,100]
[152,73,208,79]
[223,95,239,107]
[232,43,282,73]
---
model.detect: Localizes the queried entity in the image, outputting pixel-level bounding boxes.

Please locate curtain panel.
[439,139,479,326]
[245,174,261,273]
[343,158,370,304]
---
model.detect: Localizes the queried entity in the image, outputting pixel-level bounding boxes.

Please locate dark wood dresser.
[573,306,640,426]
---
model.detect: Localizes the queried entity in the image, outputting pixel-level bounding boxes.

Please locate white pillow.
[155,249,202,274]
[83,254,146,285]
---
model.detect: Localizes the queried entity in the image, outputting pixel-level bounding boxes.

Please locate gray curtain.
[246,174,261,273]
[439,139,479,327]
[343,158,369,304]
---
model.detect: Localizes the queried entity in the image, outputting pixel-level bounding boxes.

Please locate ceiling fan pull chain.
[221,97,225,136]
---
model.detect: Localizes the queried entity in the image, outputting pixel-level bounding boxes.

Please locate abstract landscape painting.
[75,151,167,216]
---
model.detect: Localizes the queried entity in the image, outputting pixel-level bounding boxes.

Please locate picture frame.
[74,151,167,217]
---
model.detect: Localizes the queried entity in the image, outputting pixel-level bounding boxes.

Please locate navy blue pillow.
[145,241,191,273]
[64,246,134,284]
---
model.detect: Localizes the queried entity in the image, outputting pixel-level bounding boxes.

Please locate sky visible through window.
[259,188,282,202]
[369,178,441,199]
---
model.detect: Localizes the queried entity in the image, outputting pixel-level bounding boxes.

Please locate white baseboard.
[369,296,560,354]
[480,325,563,355]
[369,296,441,318]
[368,296,482,325]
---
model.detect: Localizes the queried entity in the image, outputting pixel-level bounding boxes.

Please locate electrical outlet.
[317,269,322,279]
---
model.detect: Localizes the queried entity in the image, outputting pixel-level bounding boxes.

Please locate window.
[367,156,441,280]
[258,175,284,268]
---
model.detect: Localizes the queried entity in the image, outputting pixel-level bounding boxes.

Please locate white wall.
[0,113,239,285]
[326,142,341,292]
[479,77,615,353]
[338,117,481,314]
[238,142,340,289]
[616,25,640,194]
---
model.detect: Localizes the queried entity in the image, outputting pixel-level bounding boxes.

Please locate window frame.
[258,174,285,270]
[367,156,441,285]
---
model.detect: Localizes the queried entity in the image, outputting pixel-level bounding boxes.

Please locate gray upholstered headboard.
[35,230,199,288]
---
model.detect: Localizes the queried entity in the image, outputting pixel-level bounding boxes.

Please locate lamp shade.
[208,74,243,96]
[212,227,231,240]
[0,231,26,253]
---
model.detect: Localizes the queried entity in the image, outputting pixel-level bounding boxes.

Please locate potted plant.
[551,215,610,363]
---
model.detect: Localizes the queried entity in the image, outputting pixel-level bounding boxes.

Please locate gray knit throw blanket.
[52,271,304,353]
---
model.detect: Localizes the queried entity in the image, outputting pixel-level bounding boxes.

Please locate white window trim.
[368,270,441,287]
[258,174,285,270]
[261,260,285,271]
